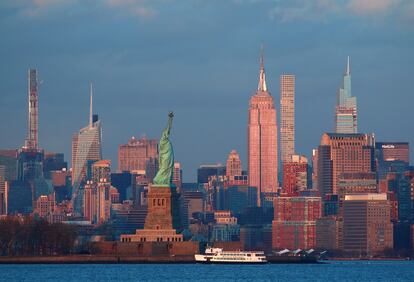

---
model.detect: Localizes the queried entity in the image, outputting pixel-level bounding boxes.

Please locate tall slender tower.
[280,74,295,164]
[19,69,44,183]
[25,69,39,149]
[71,83,102,214]
[248,47,278,206]
[335,56,357,133]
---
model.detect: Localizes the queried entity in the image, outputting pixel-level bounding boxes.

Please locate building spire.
[89,82,93,127]
[258,44,267,92]
[346,56,350,76]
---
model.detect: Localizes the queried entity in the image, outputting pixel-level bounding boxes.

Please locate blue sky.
[0,0,413,181]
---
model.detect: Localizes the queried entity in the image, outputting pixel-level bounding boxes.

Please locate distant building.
[272,197,322,250]
[226,150,242,181]
[376,142,409,163]
[111,172,132,203]
[96,180,111,224]
[112,203,147,238]
[6,180,33,214]
[323,194,339,216]
[376,142,410,179]
[316,216,343,250]
[173,162,182,189]
[336,172,378,217]
[83,181,96,223]
[0,166,5,215]
[317,133,375,201]
[343,194,393,254]
[33,194,55,218]
[212,211,240,242]
[92,160,111,183]
[43,152,67,179]
[118,136,158,173]
[224,185,257,214]
[181,190,204,225]
[71,86,102,213]
[385,171,413,222]
[51,169,71,203]
[282,155,308,196]
[197,164,225,184]
[335,57,357,134]
[240,225,272,252]
[248,49,279,205]
[0,149,18,181]
[280,74,295,164]
[311,149,318,191]
[17,148,44,182]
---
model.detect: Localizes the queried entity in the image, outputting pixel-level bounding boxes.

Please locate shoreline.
[326,257,411,261]
[0,255,411,264]
[0,255,195,264]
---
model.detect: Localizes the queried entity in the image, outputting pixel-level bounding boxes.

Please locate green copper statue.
[153,112,175,187]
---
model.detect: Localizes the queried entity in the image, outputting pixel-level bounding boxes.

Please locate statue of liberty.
[153,112,175,187]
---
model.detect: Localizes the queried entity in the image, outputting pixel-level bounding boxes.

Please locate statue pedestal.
[120,184,183,243]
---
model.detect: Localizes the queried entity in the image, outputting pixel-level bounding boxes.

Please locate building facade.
[272,196,321,250]
[226,150,242,180]
[118,136,158,173]
[280,74,295,164]
[92,160,111,183]
[248,50,278,205]
[342,194,393,254]
[317,133,375,200]
[197,164,225,184]
[282,155,308,196]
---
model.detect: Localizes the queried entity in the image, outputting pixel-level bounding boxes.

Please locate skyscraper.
[18,69,44,182]
[0,165,5,215]
[317,133,375,201]
[343,194,393,254]
[25,69,39,150]
[280,74,295,164]
[248,48,278,205]
[335,57,357,133]
[118,136,158,173]
[226,150,242,180]
[71,84,102,213]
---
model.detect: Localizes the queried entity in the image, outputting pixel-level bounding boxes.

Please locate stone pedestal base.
[144,185,181,231]
[120,229,183,242]
[120,184,183,243]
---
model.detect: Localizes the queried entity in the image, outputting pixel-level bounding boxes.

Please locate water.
[0,261,413,282]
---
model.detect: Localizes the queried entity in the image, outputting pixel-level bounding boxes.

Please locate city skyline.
[0,1,413,181]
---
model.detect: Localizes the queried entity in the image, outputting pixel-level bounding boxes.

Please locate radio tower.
[25,69,39,149]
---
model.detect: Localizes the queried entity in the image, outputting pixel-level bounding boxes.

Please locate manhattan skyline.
[0,1,413,181]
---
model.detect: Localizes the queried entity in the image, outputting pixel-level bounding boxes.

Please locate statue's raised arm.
[153,112,175,186]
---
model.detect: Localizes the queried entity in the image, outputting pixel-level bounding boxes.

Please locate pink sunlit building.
[248,50,278,206]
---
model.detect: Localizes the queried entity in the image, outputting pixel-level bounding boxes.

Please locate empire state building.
[248,50,278,206]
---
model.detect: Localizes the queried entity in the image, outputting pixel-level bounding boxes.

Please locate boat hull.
[195,260,267,264]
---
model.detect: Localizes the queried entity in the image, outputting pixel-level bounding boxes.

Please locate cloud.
[264,0,414,23]
[347,0,401,15]
[1,0,157,19]
[268,0,339,22]
[105,0,156,19]
[33,0,71,7]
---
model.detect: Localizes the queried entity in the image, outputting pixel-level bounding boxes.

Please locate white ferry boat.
[195,247,267,263]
